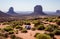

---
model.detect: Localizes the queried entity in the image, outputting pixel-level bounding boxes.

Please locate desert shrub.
[19,27,23,30]
[48,19,53,22]
[10,21,23,28]
[19,21,24,26]
[3,22,9,25]
[44,32,56,39]
[15,25,23,30]
[15,30,18,34]
[51,25,58,28]
[56,20,60,25]
[24,22,31,25]
[34,33,40,37]
[4,26,13,32]
[44,32,55,38]
[32,20,41,27]
[53,19,58,22]
[15,26,20,29]
[23,20,31,25]
[45,18,53,22]
[10,34,22,39]
[21,28,27,33]
[15,37,22,39]
[31,27,36,31]
[0,29,5,33]
[45,26,54,32]
[45,19,49,21]
[10,34,16,39]
[32,20,39,24]
[36,24,45,30]
[45,25,58,32]
[11,25,21,29]
[48,32,55,39]
[9,30,14,34]
[54,30,60,35]
[36,34,51,39]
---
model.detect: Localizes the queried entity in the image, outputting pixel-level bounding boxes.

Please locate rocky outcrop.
[34,5,42,13]
[34,5,46,15]
[56,10,60,13]
[7,7,16,14]
[0,11,11,17]
[30,5,46,16]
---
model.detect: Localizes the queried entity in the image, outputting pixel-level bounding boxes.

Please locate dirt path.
[0,23,9,28]
[42,21,57,25]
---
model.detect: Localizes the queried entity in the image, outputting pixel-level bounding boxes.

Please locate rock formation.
[0,10,11,17]
[56,10,60,13]
[34,5,42,13]
[7,7,16,14]
[34,5,46,15]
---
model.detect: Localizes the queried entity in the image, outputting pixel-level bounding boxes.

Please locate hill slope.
[0,11,11,17]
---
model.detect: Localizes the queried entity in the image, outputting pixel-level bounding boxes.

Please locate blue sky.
[0,0,60,11]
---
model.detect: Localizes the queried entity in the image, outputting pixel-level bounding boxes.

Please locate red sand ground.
[15,30,45,39]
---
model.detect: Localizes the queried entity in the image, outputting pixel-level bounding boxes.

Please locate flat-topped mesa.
[34,5,46,15]
[7,7,15,14]
[34,5,42,13]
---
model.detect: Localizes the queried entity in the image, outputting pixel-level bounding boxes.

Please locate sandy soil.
[15,30,45,39]
[55,35,60,39]
[0,23,9,28]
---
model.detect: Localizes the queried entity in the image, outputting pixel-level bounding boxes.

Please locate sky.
[0,0,60,11]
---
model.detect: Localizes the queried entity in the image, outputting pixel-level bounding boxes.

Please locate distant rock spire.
[7,7,15,14]
[34,5,42,13]
[34,5,46,15]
